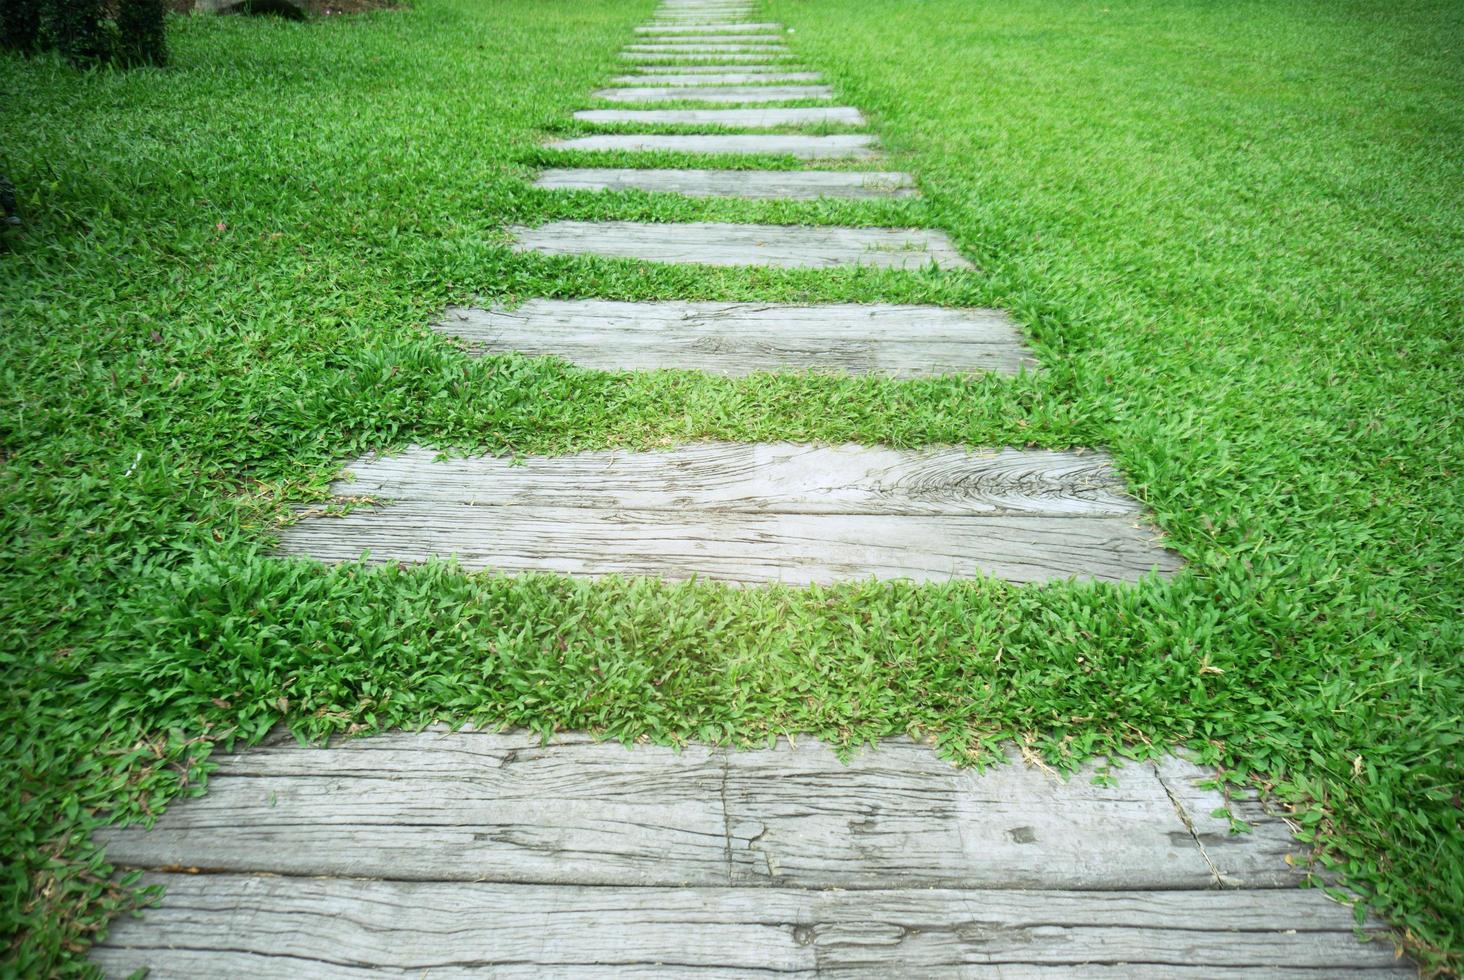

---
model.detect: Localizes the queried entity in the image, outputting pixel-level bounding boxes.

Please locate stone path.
[91,0,1410,974]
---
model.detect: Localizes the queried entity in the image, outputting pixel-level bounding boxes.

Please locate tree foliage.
[1,0,166,65]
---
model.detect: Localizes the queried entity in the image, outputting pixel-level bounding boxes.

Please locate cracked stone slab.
[434,300,1024,375]
[273,441,1179,584]
[508,220,971,270]
[92,730,1406,977]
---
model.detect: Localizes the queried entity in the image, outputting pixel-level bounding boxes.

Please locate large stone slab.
[274,442,1178,584]
[99,731,1258,888]
[508,220,972,271]
[574,107,864,127]
[91,730,1405,977]
[532,167,916,199]
[434,299,1027,376]
[593,84,833,103]
[95,877,1408,979]
[545,133,878,159]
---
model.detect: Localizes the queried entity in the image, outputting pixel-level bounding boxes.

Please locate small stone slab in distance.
[434,299,1032,377]
[545,133,878,159]
[594,85,833,103]
[574,107,864,128]
[608,73,824,85]
[532,167,916,200]
[508,220,973,271]
[636,22,781,33]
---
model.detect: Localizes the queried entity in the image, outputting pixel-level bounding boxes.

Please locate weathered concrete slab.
[508,220,972,271]
[574,107,864,128]
[91,731,1405,977]
[532,167,916,200]
[594,84,833,103]
[609,72,824,85]
[545,133,878,159]
[98,732,1261,888]
[94,877,1409,979]
[435,299,1029,376]
[274,442,1177,584]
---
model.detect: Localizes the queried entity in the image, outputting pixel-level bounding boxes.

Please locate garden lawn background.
[2,0,1461,972]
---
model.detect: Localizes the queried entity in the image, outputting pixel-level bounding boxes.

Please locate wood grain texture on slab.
[94,876,1406,979]
[508,220,970,269]
[274,441,1179,583]
[100,731,1269,889]
[435,298,1027,374]
[92,732,1399,977]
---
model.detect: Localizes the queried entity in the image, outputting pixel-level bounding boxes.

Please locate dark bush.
[0,0,167,65]
[114,0,166,64]
[0,0,43,50]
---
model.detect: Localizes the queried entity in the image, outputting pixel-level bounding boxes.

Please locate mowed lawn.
[2,0,1461,972]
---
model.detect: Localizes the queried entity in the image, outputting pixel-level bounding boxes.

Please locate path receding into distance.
[92,0,1411,974]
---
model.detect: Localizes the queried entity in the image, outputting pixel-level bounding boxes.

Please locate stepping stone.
[628,34,782,43]
[594,84,834,103]
[622,53,795,62]
[631,63,797,74]
[650,15,758,22]
[275,442,1177,583]
[545,133,878,159]
[609,72,824,85]
[574,107,864,128]
[635,22,781,32]
[92,731,1407,977]
[533,167,917,200]
[509,220,972,271]
[434,300,1030,377]
[627,41,785,48]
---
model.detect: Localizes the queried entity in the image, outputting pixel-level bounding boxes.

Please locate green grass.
[3,0,1462,972]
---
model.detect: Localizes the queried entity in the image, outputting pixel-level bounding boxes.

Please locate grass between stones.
[1,0,1461,972]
